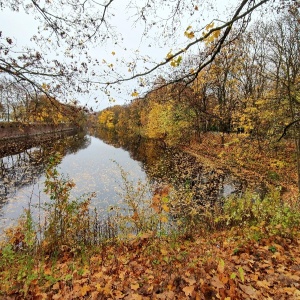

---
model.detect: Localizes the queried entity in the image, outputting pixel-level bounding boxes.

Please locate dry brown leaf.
[281,287,297,295]
[239,284,258,297]
[52,293,62,300]
[93,271,104,279]
[114,290,126,299]
[183,285,195,297]
[217,259,225,273]
[219,273,229,284]
[211,275,224,289]
[90,291,100,300]
[129,293,143,300]
[256,280,270,289]
[52,282,60,290]
[250,274,259,281]
[184,276,196,285]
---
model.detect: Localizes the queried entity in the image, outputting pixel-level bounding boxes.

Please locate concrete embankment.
[0,122,77,141]
[0,122,79,157]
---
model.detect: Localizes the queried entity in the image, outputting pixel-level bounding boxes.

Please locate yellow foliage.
[131,91,139,97]
[184,26,195,39]
[205,22,214,30]
[166,51,173,59]
[98,110,115,129]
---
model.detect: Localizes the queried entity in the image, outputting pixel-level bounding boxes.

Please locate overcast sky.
[1,0,264,111]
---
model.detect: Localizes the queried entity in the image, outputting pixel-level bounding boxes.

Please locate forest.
[97,11,300,194]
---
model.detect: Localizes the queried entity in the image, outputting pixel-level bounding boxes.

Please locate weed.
[268,245,277,253]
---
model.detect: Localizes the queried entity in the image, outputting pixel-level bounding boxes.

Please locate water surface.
[0,134,147,233]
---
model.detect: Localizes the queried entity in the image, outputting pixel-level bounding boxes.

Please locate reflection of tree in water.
[93,128,240,204]
[0,132,90,206]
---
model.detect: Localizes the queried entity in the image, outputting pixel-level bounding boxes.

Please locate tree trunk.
[295,136,300,195]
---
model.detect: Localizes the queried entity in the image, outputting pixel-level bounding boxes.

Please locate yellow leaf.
[184,30,195,39]
[166,51,173,59]
[205,22,214,30]
[96,282,112,296]
[81,285,91,297]
[212,29,221,39]
[111,51,116,55]
[160,215,168,223]
[42,83,49,91]
[131,91,139,97]
[114,290,125,299]
[131,282,139,291]
[161,204,169,212]
[160,248,168,255]
[217,259,225,273]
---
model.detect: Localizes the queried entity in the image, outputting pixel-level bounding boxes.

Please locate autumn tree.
[98,108,116,129]
[266,11,300,189]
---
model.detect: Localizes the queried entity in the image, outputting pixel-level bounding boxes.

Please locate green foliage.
[268,245,277,253]
[267,170,280,181]
[221,189,300,237]
[113,164,172,237]
[43,153,95,251]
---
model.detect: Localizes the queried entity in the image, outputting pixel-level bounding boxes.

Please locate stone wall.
[0,122,77,140]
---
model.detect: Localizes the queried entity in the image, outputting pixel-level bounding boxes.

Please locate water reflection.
[0,128,242,234]
[93,128,241,204]
[0,132,90,206]
[0,132,147,233]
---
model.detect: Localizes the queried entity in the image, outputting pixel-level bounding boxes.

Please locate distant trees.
[0,77,87,126]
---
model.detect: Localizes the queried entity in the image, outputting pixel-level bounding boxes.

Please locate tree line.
[96,11,300,186]
[0,79,87,126]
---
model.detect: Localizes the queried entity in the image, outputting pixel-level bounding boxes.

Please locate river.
[0,130,239,235]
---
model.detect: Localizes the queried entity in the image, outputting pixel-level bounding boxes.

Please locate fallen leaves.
[182,285,194,296]
[1,230,300,299]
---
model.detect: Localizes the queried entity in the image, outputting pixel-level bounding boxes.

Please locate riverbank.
[1,132,300,299]
[0,122,78,141]
[0,122,79,157]
[182,132,298,202]
[1,228,300,299]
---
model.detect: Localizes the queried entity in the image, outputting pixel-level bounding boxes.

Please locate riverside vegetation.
[0,135,300,299]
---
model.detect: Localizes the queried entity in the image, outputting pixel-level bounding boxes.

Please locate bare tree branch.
[278,119,300,141]
[103,0,270,86]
